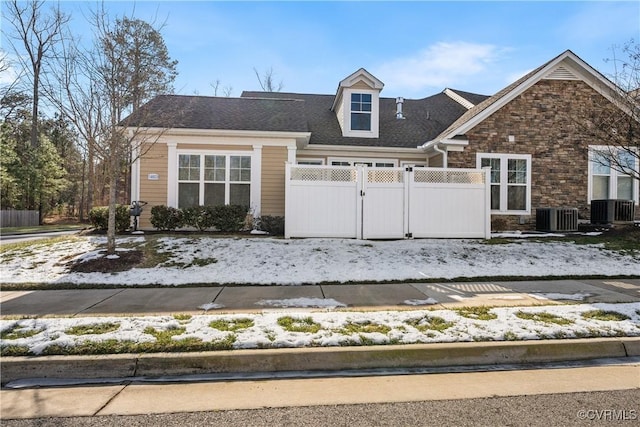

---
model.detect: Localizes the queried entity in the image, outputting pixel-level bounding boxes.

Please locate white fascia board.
[339,68,384,90]
[135,127,311,146]
[443,88,475,109]
[419,138,469,151]
[302,144,422,154]
[562,56,636,117]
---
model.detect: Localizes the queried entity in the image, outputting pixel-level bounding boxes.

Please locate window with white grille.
[178,153,251,208]
[588,146,639,203]
[477,153,531,214]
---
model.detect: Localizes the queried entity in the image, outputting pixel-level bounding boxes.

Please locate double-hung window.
[589,147,638,202]
[350,93,372,131]
[178,153,251,208]
[477,153,531,214]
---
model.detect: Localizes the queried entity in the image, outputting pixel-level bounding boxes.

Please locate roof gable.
[331,68,384,112]
[337,68,385,90]
[423,50,624,148]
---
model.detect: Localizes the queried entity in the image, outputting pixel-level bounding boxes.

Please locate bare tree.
[4,0,68,149]
[46,5,179,254]
[253,67,283,92]
[210,79,233,97]
[585,41,640,183]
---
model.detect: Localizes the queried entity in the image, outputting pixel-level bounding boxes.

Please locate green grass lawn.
[1,224,86,235]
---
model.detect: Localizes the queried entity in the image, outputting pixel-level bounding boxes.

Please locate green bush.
[150,205,185,231]
[183,206,216,231]
[88,205,130,232]
[257,215,285,236]
[212,205,248,232]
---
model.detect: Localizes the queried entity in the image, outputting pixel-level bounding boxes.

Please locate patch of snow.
[198,303,225,311]
[530,293,592,301]
[404,298,438,306]
[1,235,638,286]
[1,302,638,355]
[255,298,347,308]
[492,232,566,238]
[105,255,120,260]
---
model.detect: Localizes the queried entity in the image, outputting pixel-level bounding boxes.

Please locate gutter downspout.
[433,143,447,168]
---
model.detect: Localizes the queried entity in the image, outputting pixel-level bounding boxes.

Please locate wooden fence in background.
[0,211,39,228]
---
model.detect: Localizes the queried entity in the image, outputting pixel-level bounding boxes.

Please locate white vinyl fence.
[285,164,490,239]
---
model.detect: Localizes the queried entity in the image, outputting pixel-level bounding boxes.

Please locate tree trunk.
[79,155,86,221]
[106,156,118,255]
[87,140,94,213]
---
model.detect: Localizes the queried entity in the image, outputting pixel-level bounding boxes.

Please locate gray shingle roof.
[241,91,488,148]
[126,89,489,149]
[123,95,309,132]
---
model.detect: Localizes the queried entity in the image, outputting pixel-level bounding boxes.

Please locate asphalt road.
[3,389,639,427]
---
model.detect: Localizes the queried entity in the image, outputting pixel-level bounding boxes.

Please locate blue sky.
[2,1,639,100]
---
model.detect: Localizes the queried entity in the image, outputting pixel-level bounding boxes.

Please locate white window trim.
[171,149,260,214]
[296,158,325,165]
[476,153,532,215]
[342,88,379,138]
[328,157,397,167]
[588,145,639,205]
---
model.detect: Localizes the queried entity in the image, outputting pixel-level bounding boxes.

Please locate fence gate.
[362,167,407,239]
[285,164,490,239]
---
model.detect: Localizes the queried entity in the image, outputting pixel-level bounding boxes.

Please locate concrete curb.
[3,337,639,386]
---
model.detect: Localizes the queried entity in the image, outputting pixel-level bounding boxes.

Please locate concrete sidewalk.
[1,278,639,317]
[1,278,639,393]
[2,359,640,419]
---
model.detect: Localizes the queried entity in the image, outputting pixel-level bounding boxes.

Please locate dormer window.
[331,68,384,139]
[351,93,372,131]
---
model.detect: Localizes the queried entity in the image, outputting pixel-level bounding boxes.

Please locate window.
[477,153,531,214]
[350,93,372,131]
[329,158,397,168]
[297,159,324,165]
[178,153,251,208]
[589,147,638,202]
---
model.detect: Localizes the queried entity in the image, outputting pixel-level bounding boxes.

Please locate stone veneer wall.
[447,79,638,231]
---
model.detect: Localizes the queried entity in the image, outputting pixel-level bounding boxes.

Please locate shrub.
[212,205,248,232]
[88,205,130,232]
[150,205,184,231]
[183,206,216,231]
[257,215,285,236]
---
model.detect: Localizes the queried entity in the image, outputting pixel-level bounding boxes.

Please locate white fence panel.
[362,167,406,239]
[285,165,359,238]
[409,168,490,238]
[285,164,490,239]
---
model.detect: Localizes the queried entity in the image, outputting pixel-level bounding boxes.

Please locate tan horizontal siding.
[139,143,168,229]
[261,146,287,216]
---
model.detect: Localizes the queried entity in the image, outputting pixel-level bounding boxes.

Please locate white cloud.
[375,41,507,94]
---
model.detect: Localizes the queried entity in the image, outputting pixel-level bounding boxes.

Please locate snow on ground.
[1,302,638,355]
[0,235,638,286]
[1,235,639,354]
